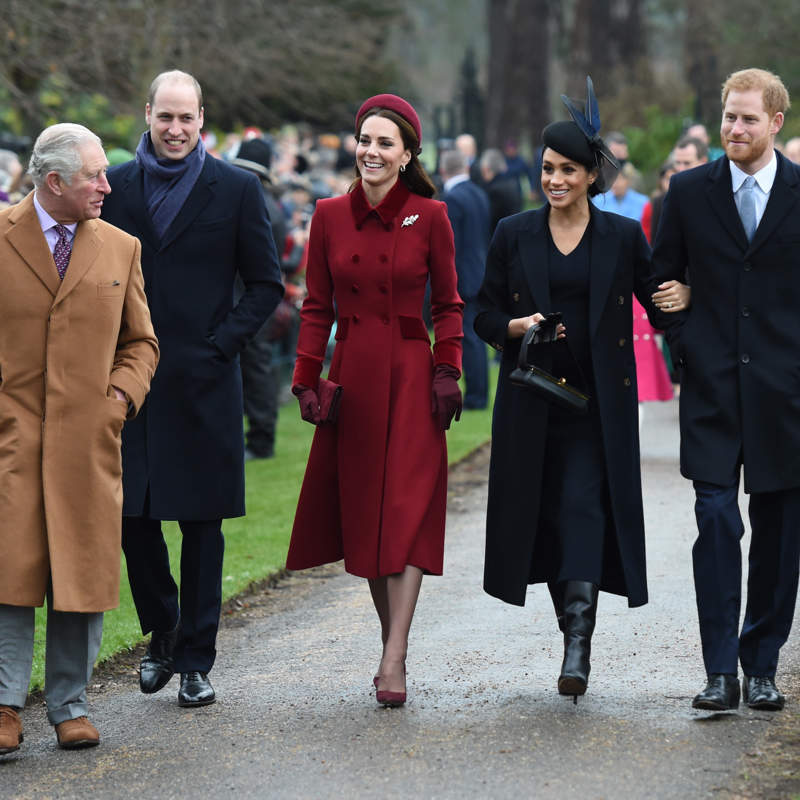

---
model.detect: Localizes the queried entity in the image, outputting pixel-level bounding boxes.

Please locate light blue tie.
[738,175,757,242]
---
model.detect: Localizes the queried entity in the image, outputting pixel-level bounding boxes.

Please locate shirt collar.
[443,173,470,192]
[349,178,411,229]
[33,191,78,236]
[729,152,777,193]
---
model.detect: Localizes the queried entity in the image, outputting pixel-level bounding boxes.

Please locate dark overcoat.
[287,180,463,578]
[475,204,675,607]
[652,152,800,493]
[102,156,283,520]
[441,179,490,300]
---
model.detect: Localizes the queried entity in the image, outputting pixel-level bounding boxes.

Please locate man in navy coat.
[102,71,283,707]
[440,150,490,408]
[654,68,800,712]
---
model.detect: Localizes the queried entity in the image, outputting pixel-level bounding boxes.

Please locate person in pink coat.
[287,94,464,707]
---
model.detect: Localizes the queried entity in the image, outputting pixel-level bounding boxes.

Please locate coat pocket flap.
[398,316,429,341]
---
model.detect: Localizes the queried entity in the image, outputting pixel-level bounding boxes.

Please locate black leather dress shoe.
[743,675,785,710]
[178,672,216,707]
[139,625,179,694]
[692,673,740,710]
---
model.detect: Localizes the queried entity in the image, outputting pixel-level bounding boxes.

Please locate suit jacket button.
[618,338,626,347]
[512,292,520,302]
[741,353,750,364]
[744,262,752,271]
[623,377,632,387]
[741,307,750,317]
[617,295,625,305]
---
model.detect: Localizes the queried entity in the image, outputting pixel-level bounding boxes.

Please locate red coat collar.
[349,179,411,230]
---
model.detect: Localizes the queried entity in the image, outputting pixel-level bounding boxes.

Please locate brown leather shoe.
[55,716,100,749]
[0,706,23,755]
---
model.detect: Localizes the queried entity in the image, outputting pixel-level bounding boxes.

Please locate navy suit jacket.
[441,178,490,301]
[653,151,800,492]
[102,155,284,519]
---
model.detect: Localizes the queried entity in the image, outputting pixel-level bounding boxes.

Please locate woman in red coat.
[287,95,463,707]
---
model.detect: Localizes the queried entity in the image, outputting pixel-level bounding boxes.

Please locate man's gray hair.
[27,123,102,188]
[480,148,507,176]
[440,149,468,178]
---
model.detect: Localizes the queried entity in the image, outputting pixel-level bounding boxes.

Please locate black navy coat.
[441,179,490,301]
[102,156,284,519]
[653,152,800,493]
[475,205,675,607]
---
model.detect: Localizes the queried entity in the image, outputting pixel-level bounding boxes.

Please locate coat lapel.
[705,157,749,250]
[53,219,102,306]
[588,208,621,339]
[517,208,551,311]
[748,152,800,253]
[6,193,61,297]
[158,157,216,250]
[118,164,160,251]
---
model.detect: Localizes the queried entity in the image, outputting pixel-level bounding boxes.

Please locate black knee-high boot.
[558,581,599,703]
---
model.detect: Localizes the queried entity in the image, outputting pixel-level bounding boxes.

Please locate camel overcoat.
[287,180,463,578]
[0,192,159,612]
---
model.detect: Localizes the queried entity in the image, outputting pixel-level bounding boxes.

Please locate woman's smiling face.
[356,114,411,198]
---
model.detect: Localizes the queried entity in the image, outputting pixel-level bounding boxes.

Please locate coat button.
[742,307,750,317]
[744,262,752,271]
[618,295,625,305]
[512,292,520,302]
[352,314,360,323]
[618,338,626,347]
[379,285,388,294]
[623,377,632,387]
[352,254,360,263]
[379,254,388,263]
[352,284,359,293]
[382,315,390,325]
[741,353,750,364]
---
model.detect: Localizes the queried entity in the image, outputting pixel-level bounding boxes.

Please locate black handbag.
[509,313,590,414]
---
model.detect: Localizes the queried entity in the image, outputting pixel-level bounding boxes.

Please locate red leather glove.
[431,364,462,431]
[292,384,321,425]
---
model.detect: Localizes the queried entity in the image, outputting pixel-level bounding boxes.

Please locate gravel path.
[2,398,797,799]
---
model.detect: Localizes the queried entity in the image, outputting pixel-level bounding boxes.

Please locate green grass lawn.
[29,360,498,690]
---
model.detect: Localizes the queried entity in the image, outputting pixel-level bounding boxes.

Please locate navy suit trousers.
[122,516,225,673]
[692,477,800,677]
[461,299,488,409]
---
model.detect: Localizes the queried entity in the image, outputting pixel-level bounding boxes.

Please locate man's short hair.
[480,148,506,176]
[27,123,101,188]
[674,135,708,161]
[440,149,467,178]
[605,131,628,146]
[148,70,203,110]
[721,68,791,117]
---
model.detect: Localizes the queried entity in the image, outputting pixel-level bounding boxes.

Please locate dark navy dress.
[531,224,611,586]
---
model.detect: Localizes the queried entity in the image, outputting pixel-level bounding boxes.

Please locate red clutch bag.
[318,378,343,424]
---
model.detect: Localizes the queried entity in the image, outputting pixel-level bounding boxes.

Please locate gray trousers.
[0,600,103,725]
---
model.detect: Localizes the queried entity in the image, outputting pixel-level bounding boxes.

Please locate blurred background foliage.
[2,0,799,189]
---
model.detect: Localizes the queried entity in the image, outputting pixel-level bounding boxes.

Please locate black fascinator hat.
[542,76,620,194]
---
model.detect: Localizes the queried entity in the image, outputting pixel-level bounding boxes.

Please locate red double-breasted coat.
[287,180,463,578]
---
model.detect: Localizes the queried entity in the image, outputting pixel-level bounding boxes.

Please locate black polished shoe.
[742,675,785,710]
[178,672,216,707]
[139,623,179,694]
[692,673,740,710]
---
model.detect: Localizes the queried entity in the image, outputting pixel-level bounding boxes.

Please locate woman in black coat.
[475,80,684,702]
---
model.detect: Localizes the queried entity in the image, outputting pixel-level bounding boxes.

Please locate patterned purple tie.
[53,224,72,280]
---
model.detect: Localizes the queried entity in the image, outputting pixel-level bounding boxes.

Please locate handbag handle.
[517,313,589,395]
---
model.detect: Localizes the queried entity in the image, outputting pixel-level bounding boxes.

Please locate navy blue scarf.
[135,132,206,240]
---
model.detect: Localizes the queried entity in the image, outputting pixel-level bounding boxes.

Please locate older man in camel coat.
[0,123,158,754]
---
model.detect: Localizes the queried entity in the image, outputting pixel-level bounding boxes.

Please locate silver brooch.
[401,214,419,227]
